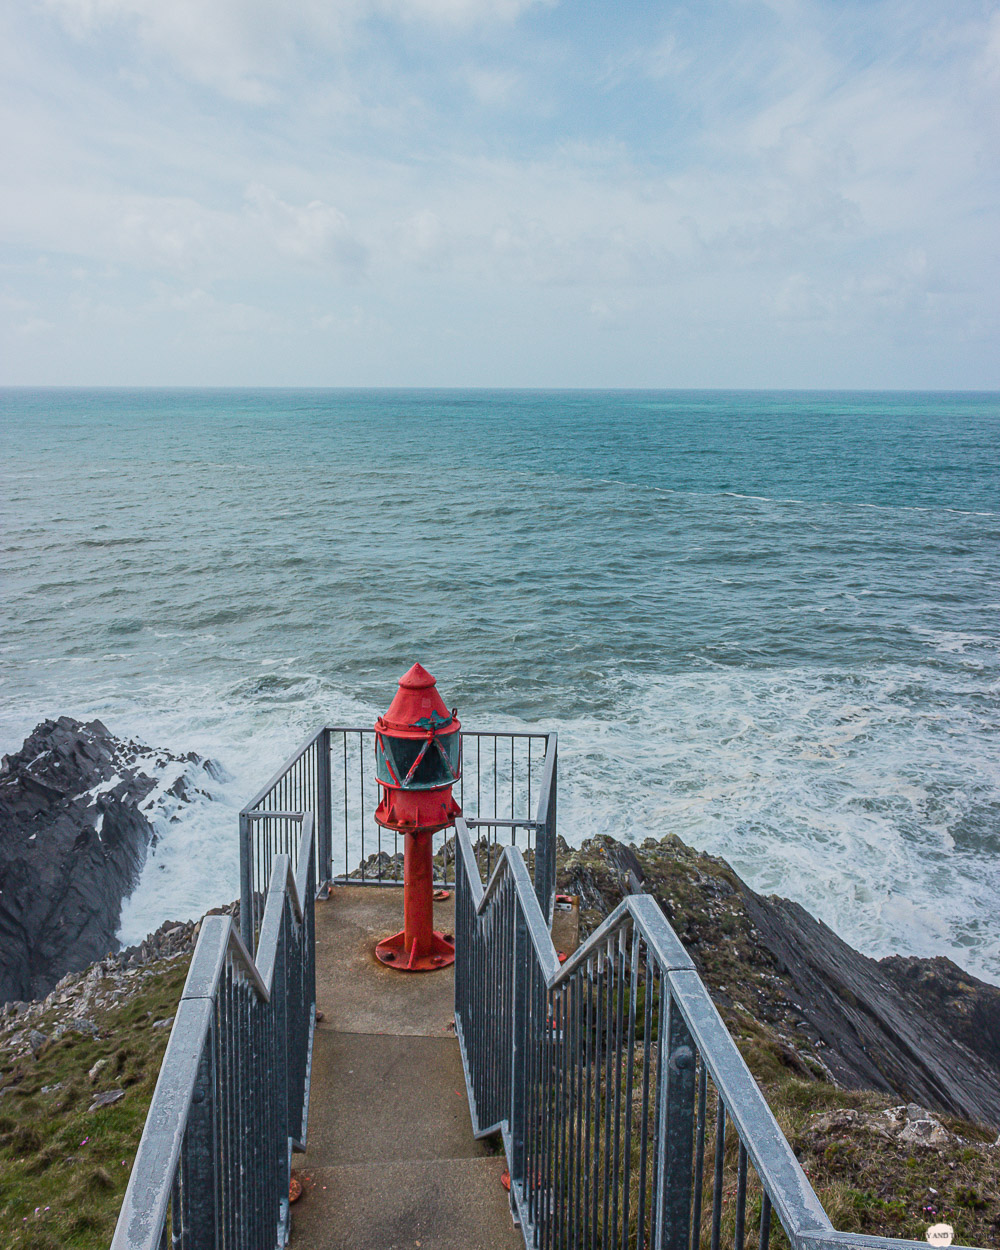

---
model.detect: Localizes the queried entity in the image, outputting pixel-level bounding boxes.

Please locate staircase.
[289,886,520,1250]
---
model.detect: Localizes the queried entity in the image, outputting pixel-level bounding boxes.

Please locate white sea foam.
[546,664,1000,984]
[4,656,988,982]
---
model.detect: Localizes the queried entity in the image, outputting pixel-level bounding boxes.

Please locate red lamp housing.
[373,663,461,972]
[374,662,461,835]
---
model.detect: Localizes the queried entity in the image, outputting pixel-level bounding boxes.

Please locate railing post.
[534,734,557,922]
[239,812,254,952]
[273,905,290,1218]
[510,906,530,1189]
[317,727,332,887]
[654,990,696,1250]
[179,1022,220,1250]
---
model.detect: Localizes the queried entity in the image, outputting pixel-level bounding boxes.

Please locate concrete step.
[305,1031,490,1166]
[289,1158,519,1250]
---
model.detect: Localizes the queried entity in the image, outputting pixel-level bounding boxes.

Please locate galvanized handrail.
[111,813,316,1250]
[454,816,985,1250]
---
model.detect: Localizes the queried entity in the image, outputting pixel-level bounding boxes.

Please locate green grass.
[779,1081,1000,1248]
[0,957,190,1250]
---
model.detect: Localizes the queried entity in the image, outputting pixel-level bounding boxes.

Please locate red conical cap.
[399,662,436,690]
[376,663,457,735]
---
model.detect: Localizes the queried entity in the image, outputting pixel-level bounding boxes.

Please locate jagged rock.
[899,1117,952,1148]
[804,1104,958,1149]
[740,890,1000,1129]
[879,955,1000,1074]
[805,1108,896,1142]
[0,716,222,1004]
[350,849,404,880]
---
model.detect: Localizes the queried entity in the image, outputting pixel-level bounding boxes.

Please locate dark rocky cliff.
[0,717,222,1004]
[558,833,1000,1132]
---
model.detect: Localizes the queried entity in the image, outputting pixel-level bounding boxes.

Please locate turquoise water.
[2,389,998,978]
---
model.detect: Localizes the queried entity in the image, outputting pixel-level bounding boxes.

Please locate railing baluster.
[654,994,696,1250]
[179,1022,218,1248]
[542,949,555,1250]
[735,1143,748,1250]
[511,736,515,823]
[591,942,604,1244]
[583,953,595,1246]
[636,951,654,1250]
[711,1099,725,1250]
[611,926,626,1246]
[649,965,665,1248]
[759,1191,772,1250]
[691,1059,708,1250]
[571,959,583,1249]
[557,983,569,1249]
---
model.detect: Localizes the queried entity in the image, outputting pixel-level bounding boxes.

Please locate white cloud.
[4,0,999,384]
[150,284,284,336]
[461,64,522,106]
[243,185,369,277]
[16,316,57,336]
[39,0,547,100]
[40,0,294,101]
[601,32,691,88]
[383,0,543,23]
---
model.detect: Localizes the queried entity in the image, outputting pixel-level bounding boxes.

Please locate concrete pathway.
[288,886,522,1250]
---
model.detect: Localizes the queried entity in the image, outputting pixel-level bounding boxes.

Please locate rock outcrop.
[559,833,1000,1132]
[0,717,223,1004]
[0,905,238,1062]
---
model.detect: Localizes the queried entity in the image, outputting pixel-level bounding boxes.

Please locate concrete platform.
[314,886,457,1036]
[289,885,523,1249]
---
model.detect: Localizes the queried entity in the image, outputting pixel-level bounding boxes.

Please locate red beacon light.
[373,663,461,972]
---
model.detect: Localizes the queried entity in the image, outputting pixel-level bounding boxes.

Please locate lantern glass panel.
[438,729,460,776]
[375,738,395,786]
[383,730,459,789]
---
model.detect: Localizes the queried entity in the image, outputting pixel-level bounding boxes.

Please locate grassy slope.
[0,957,190,1250]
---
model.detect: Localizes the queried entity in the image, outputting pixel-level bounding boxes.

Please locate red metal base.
[375,928,455,972]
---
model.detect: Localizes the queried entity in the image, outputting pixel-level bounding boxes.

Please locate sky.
[1,0,999,388]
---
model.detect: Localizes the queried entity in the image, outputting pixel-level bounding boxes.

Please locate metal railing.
[454,816,985,1250]
[111,813,316,1250]
[240,726,557,945]
[239,726,329,952]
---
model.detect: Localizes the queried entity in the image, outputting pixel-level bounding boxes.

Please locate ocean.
[1,389,998,981]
